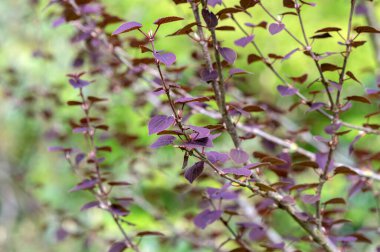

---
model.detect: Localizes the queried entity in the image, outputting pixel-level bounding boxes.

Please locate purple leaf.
[80,201,99,211]
[229,68,249,76]
[223,167,252,176]
[316,152,334,173]
[182,137,211,148]
[52,17,65,28]
[194,209,222,229]
[69,178,98,192]
[341,102,352,111]
[355,4,368,15]
[294,212,310,221]
[73,127,90,134]
[219,47,237,65]
[301,194,320,204]
[248,224,266,241]
[208,0,223,7]
[202,9,218,28]
[269,22,285,35]
[366,88,379,95]
[148,115,175,135]
[329,80,342,91]
[282,48,299,61]
[277,85,298,96]
[349,134,363,155]
[108,241,127,252]
[182,133,220,149]
[189,125,211,139]
[69,78,91,89]
[153,52,176,67]
[308,102,325,112]
[234,35,254,47]
[184,161,205,183]
[206,186,238,200]
[325,122,342,135]
[200,69,218,82]
[109,204,129,216]
[112,21,142,35]
[206,151,229,164]
[151,135,176,148]
[230,149,249,164]
[80,4,102,14]
[332,236,358,243]
[55,228,68,241]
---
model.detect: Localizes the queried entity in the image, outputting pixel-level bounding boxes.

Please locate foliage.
[2,0,380,251]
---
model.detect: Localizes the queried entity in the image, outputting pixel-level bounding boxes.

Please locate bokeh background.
[1,0,380,251]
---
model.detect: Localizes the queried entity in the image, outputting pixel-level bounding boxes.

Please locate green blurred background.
[1,0,380,251]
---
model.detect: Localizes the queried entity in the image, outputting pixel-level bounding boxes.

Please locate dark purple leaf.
[208,0,223,7]
[108,241,127,252]
[219,47,237,65]
[75,153,86,165]
[234,35,254,47]
[206,151,230,164]
[194,209,222,229]
[151,135,176,148]
[154,16,184,25]
[184,161,205,183]
[325,122,342,135]
[112,21,142,35]
[230,149,249,164]
[189,125,211,139]
[200,69,218,82]
[206,186,238,200]
[148,115,175,135]
[69,178,98,192]
[308,102,325,112]
[69,78,91,89]
[269,22,285,35]
[153,52,176,67]
[109,204,129,216]
[80,201,99,211]
[202,9,218,28]
[277,85,298,96]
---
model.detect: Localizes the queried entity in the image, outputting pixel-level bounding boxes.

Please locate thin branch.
[190,1,240,148]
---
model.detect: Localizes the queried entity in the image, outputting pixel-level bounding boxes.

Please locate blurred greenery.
[1,0,380,251]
